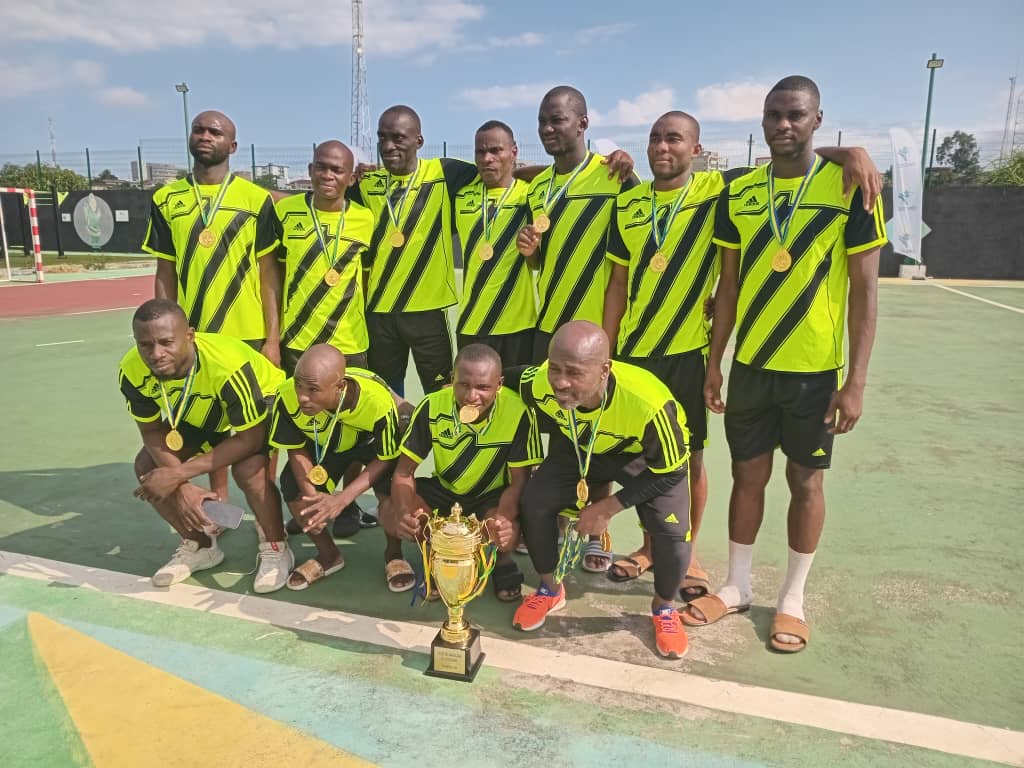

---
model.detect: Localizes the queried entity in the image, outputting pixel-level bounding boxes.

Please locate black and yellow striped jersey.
[142,175,280,340]
[454,178,536,336]
[713,161,887,373]
[348,157,477,314]
[527,153,638,333]
[401,386,543,498]
[268,368,401,461]
[274,193,374,355]
[607,172,725,357]
[513,360,689,473]
[119,332,284,433]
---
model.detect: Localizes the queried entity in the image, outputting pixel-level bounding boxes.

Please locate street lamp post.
[921,53,943,184]
[175,82,191,175]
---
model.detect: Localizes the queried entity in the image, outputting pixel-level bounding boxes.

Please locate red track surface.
[0,275,153,318]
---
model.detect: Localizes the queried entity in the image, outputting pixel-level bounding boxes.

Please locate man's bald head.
[189,110,237,168]
[542,86,587,118]
[550,321,609,364]
[655,111,700,142]
[546,322,611,410]
[295,344,347,383]
[192,110,236,140]
[379,105,422,134]
[377,105,424,175]
[313,140,353,167]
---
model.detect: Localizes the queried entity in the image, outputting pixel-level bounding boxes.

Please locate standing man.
[508,322,694,659]
[453,121,536,367]
[685,77,885,654]
[121,299,292,592]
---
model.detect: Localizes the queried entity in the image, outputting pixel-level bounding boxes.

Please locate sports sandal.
[581,540,613,573]
[769,613,810,653]
[681,594,750,627]
[286,556,345,591]
[608,551,653,582]
[385,558,416,593]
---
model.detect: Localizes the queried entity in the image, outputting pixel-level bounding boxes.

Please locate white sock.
[777,547,816,620]
[715,540,754,608]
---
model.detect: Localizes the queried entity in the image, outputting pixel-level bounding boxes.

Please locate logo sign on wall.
[73,193,115,249]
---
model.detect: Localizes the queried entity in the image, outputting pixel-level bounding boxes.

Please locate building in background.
[130,161,184,186]
[692,150,728,172]
[253,163,290,188]
[754,156,771,167]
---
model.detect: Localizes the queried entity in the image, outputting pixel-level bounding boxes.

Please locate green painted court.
[0,273,1021,766]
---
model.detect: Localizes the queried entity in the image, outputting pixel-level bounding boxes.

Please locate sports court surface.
[0,268,1021,767]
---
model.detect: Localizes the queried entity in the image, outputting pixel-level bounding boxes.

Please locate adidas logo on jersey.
[174,200,186,209]
[292,222,303,231]
[743,195,759,208]
[631,208,647,221]
[440,428,454,439]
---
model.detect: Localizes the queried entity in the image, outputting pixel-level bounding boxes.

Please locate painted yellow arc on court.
[27,613,375,767]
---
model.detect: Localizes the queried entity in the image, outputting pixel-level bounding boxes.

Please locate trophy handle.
[463,543,497,602]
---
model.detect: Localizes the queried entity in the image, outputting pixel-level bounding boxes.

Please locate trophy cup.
[422,503,494,682]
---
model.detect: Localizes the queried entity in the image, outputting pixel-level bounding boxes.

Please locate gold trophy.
[422,503,495,682]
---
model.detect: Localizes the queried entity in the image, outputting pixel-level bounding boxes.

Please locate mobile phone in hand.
[201,500,246,530]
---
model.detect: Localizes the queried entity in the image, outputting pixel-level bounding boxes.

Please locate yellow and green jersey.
[142,175,280,340]
[607,172,725,357]
[275,193,374,355]
[119,332,284,433]
[527,153,638,333]
[713,161,887,373]
[454,178,536,336]
[348,157,477,314]
[401,386,543,498]
[268,368,401,461]
[515,360,689,473]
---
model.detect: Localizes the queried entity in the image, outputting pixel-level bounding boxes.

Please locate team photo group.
[121,75,887,661]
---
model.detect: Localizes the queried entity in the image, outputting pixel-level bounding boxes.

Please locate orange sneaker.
[512,583,566,631]
[652,607,689,659]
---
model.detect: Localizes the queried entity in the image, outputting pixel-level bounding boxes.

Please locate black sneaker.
[331,502,362,539]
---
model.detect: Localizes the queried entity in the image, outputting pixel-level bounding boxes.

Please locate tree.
[985,150,1024,186]
[96,169,117,181]
[0,163,89,192]
[254,173,279,190]
[935,131,981,182]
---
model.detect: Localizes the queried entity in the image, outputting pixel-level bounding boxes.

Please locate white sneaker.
[253,540,294,594]
[152,540,224,587]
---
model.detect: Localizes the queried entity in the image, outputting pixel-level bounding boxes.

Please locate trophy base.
[424,627,484,683]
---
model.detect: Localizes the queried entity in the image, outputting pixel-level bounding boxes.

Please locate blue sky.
[2,0,1022,177]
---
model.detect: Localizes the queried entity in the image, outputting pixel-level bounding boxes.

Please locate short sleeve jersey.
[454,178,537,336]
[142,175,280,340]
[401,386,543,498]
[348,157,477,314]
[712,161,887,373]
[274,193,374,355]
[526,154,639,333]
[119,332,285,434]
[607,172,725,357]
[267,368,401,461]
[516,361,689,473]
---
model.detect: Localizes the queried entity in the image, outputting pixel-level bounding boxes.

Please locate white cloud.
[590,88,675,128]
[98,86,150,107]
[5,1,486,54]
[695,81,771,122]
[463,31,544,53]
[0,57,147,109]
[574,23,634,46]
[458,82,557,110]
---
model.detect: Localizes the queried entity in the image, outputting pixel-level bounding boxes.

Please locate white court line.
[34,339,84,347]
[66,306,137,316]
[933,283,1024,314]
[0,551,1021,767]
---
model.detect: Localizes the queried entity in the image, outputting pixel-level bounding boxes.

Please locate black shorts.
[415,476,504,519]
[367,310,453,396]
[619,348,708,452]
[456,329,534,369]
[281,347,368,378]
[724,362,840,469]
[531,329,553,365]
[279,437,392,502]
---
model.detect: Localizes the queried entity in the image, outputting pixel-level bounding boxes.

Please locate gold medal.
[458,404,480,424]
[771,247,792,272]
[324,268,341,287]
[198,228,217,248]
[478,242,494,261]
[390,230,406,248]
[165,429,184,451]
[307,464,329,486]
[650,252,668,273]
[533,213,550,233]
[576,478,589,506]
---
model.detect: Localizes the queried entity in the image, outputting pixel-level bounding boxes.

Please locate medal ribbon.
[567,388,608,487]
[308,196,346,271]
[541,153,591,214]
[311,394,346,467]
[158,360,197,434]
[384,160,421,231]
[765,155,820,248]
[481,183,514,243]
[190,172,233,228]
[650,176,694,250]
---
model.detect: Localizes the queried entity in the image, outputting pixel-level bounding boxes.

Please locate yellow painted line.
[5,552,1024,768]
[27,613,375,768]
[933,282,1024,314]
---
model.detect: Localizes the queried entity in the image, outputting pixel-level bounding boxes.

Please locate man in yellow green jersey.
[121,299,292,593]
[387,344,543,601]
[685,77,886,655]
[453,121,537,367]
[507,322,693,660]
[603,111,883,600]
[267,345,404,591]
[143,110,283,503]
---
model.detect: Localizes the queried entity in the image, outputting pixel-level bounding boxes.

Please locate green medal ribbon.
[765,155,820,248]
[158,360,197,432]
[650,176,694,250]
[311,395,346,467]
[567,389,608,509]
[541,153,591,214]
[480,183,514,243]
[190,172,232,228]
[307,195,346,271]
[384,160,421,231]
